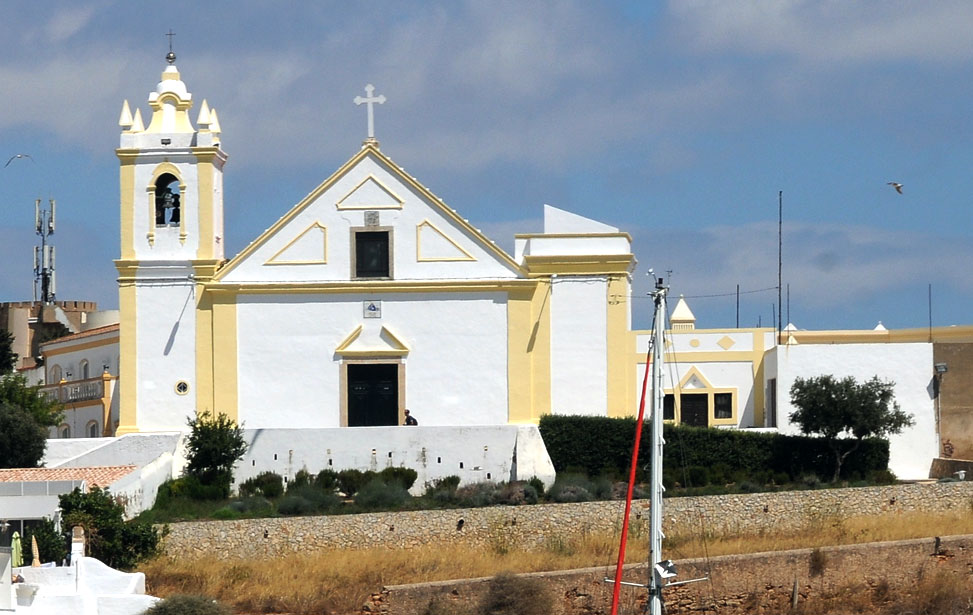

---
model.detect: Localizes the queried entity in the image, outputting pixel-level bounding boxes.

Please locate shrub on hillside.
[314,469,341,492]
[277,486,340,515]
[59,487,161,569]
[238,471,284,499]
[495,481,539,506]
[290,469,314,489]
[455,482,500,508]
[423,475,461,505]
[20,517,67,565]
[354,478,410,511]
[144,594,232,615]
[184,411,247,499]
[379,466,418,490]
[337,469,375,496]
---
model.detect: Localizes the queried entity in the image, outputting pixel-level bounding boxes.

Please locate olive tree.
[789,375,914,482]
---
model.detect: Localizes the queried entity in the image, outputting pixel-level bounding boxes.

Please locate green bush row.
[538,415,890,484]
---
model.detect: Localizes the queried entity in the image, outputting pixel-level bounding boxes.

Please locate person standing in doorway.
[404,409,418,426]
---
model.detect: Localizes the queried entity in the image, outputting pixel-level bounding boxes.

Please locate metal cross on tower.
[354,84,386,142]
[165,29,176,64]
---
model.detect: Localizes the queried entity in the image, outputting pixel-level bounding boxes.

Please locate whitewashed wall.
[769,343,937,480]
[235,291,510,428]
[234,425,556,494]
[549,276,608,416]
[134,274,197,432]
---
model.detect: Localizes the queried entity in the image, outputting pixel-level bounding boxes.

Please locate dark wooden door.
[347,364,398,426]
[680,393,708,427]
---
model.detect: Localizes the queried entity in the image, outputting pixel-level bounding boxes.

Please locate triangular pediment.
[335,324,409,357]
[336,175,404,210]
[215,144,524,283]
[417,220,475,262]
[265,223,327,265]
[679,366,712,390]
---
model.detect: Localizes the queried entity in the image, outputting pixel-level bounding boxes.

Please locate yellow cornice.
[524,254,635,276]
[205,278,538,295]
[43,337,120,357]
[216,144,524,280]
[784,325,973,344]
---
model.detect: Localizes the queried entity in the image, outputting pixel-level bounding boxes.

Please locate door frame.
[339,358,405,427]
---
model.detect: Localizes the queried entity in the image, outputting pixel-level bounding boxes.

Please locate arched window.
[50,364,62,383]
[87,421,99,438]
[59,424,71,439]
[80,359,90,380]
[154,173,181,226]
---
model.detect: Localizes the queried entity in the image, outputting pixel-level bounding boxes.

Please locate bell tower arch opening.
[154,173,181,226]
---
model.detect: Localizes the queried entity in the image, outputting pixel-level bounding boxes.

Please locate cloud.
[44,5,98,43]
[669,1,973,65]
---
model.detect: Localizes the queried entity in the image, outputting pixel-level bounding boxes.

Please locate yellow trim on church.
[606,275,633,417]
[265,222,328,265]
[524,254,635,276]
[335,174,405,210]
[211,294,238,422]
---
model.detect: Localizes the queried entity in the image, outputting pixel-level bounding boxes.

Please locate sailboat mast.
[648,278,667,615]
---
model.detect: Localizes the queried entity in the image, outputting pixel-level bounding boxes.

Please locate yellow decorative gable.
[335,324,410,357]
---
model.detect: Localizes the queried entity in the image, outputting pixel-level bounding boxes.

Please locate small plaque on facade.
[363,300,382,318]
[364,211,380,227]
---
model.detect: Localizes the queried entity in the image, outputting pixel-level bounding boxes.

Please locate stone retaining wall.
[160,481,973,559]
[375,534,973,615]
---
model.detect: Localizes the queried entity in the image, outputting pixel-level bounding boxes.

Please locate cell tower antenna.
[33,198,56,304]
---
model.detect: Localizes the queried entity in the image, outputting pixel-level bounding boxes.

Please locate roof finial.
[165,29,176,64]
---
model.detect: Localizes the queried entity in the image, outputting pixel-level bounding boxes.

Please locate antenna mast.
[33,198,56,304]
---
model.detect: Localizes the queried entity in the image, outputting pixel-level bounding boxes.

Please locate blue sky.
[1,1,971,331]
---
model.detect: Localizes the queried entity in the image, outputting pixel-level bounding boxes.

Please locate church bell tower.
[114,48,227,434]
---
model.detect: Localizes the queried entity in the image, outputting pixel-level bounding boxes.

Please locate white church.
[8,55,970,520]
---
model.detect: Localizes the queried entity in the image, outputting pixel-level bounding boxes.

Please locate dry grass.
[139,509,973,614]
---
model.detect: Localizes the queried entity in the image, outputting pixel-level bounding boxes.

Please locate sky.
[0,1,971,331]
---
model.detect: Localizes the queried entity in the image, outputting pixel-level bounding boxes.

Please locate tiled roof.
[40,323,119,348]
[0,465,136,488]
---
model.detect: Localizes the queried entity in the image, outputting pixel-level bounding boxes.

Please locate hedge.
[538,415,890,484]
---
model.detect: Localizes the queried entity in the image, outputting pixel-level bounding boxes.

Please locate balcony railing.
[39,377,107,404]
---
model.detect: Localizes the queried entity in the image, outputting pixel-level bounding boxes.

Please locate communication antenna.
[33,198,56,303]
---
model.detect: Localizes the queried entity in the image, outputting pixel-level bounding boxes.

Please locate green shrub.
[211,506,240,520]
[59,487,162,569]
[144,594,232,615]
[526,476,545,498]
[290,469,313,489]
[337,469,375,496]
[354,478,410,511]
[547,473,598,503]
[238,471,284,499]
[277,495,316,516]
[21,517,67,565]
[228,496,274,515]
[184,411,247,499]
[495,482,539,505]
[283,486,340,513]
[539,415,890,484]
[379,466,418,490]
[314,469,341,492]
[455,482,499,507]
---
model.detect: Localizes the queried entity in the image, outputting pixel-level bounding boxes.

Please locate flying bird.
[887,182,903,194]
[4,153,33,168]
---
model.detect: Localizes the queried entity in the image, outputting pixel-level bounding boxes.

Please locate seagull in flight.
[887,181,903,194]
[4,153,33,168]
